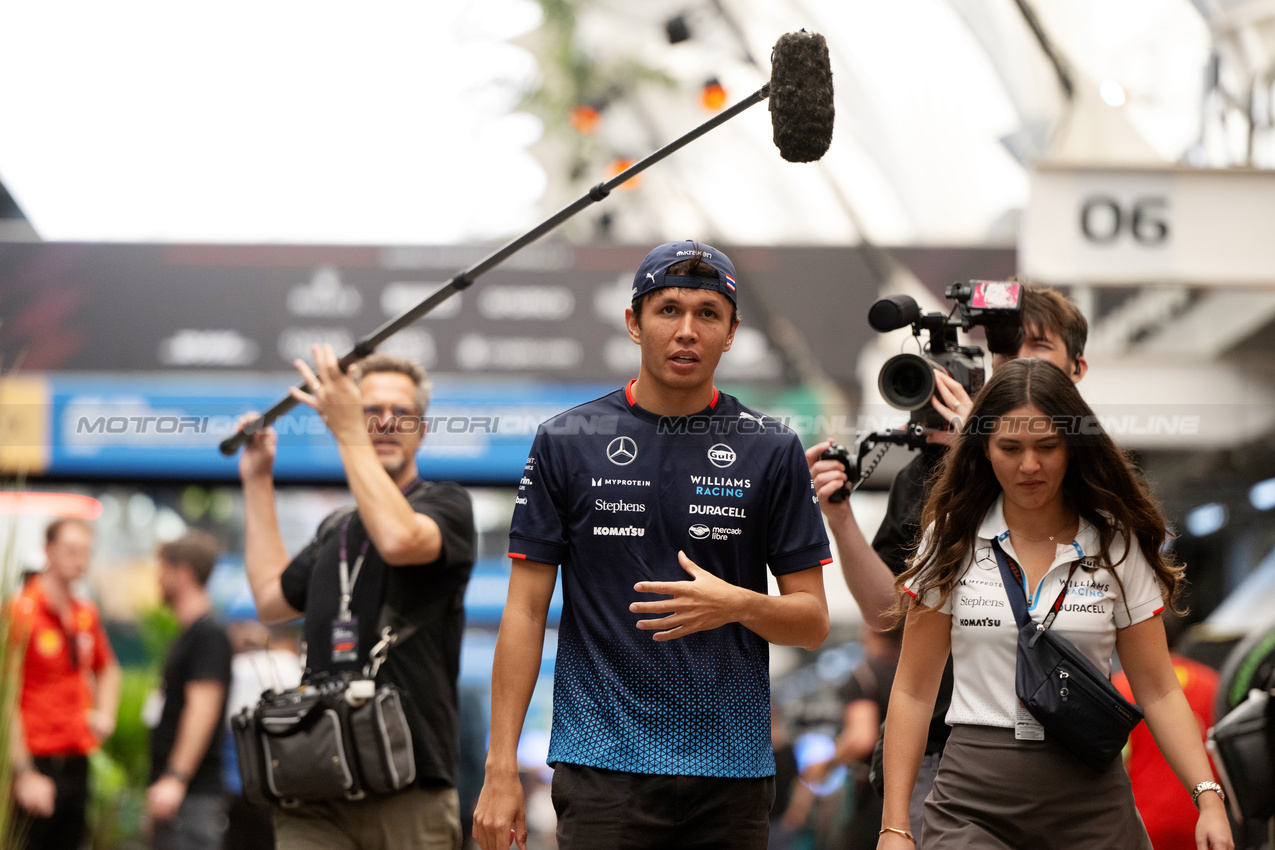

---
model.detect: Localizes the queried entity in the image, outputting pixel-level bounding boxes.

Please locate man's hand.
[236,412,277,480]
[473,769,529,850]
[13,769,56,818]
[800,758,834,785]
[925,369,973,446]
[87,708,115,742]
[806,441,855,523]
[630,551,745,640]
[289,344,366,443]
[146,775,187,823]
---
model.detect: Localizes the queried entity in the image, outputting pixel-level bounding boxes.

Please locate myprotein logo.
[707,443,736,468]
[593,526,645,537]
[591,477,651,487]
[607,436,638,466]
[689,524,710,540]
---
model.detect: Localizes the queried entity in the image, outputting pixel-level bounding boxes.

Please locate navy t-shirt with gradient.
[508,382,831,778]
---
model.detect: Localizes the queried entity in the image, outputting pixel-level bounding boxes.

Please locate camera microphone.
[868,294,921,332]
[769,31,835,163]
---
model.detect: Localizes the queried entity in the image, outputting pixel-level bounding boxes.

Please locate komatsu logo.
[593,526,645,537]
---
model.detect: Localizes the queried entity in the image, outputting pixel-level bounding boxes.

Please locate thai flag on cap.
[724,273,736,292]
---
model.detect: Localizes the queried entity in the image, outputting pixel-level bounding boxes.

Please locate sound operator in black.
[238,348,476,850]
[806,286,1089,846]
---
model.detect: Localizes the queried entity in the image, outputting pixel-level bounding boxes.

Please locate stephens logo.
[607,436,638,466]
[707,443,736,468]
[595,499,646,514]
[689,524,710,540]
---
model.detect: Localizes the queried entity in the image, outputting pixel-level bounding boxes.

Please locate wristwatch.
[1191,780,1225,808]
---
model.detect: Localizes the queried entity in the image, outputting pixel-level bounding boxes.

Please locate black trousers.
[17,755,89,850]
[551,762,775,850]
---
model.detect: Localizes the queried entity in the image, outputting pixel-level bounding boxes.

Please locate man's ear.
[625,307,641,344]
[722,318,739,352]
[1071,356,1089,383]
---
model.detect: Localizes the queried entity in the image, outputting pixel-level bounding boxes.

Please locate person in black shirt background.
[147,531,233,850]
[238,349,476,850]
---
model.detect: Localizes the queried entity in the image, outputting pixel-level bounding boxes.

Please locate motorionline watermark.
[0,401,1236,451]
[64,410,1209,440]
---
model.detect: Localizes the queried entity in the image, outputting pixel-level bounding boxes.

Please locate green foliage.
[1,501,27,849]
[524,0,675,176]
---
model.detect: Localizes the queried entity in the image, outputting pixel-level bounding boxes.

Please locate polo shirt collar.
[977,494,1101,563]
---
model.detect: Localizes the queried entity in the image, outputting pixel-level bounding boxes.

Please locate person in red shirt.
[1113,615,1221,850]
[9,518,121,850]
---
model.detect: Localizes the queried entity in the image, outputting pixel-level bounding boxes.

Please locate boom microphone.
[769,31,835,163]
[220,30,837,455]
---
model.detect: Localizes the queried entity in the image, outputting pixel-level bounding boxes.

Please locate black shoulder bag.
[993,539,1143,771]
[230,612,420,807]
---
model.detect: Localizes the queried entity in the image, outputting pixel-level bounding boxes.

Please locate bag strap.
[991,538,1079,633]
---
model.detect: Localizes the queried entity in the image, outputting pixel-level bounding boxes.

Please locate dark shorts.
[551,762,775,850]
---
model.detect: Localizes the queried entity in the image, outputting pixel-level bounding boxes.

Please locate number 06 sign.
[1020,166,1275,287]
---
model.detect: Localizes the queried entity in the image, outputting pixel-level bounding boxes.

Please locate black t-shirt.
[837,653,897,724]
[870,446,954,755]
[150,614,233,794]
[279,479,476,788]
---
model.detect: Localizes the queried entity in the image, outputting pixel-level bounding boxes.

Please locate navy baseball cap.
[631,240,737,306]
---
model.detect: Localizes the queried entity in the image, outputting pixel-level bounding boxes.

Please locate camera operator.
[238,347,476,850]
[806,286,1088,845]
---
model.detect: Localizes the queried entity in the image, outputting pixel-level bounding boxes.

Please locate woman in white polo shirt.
[876,359,1232,850]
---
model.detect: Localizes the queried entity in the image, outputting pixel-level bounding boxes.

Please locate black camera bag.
[994,541,1144,772]
[232,611,420,807]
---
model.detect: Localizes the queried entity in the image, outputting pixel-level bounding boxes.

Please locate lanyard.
[994,538,1080,630]
[338,515,369,622]
[336,476,422,621]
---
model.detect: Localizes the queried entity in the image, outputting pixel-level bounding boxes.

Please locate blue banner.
[45,374,615,483]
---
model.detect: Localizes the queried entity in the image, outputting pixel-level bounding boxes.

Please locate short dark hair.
[1020,286,1088,366]
[45,518,92,546]
[351,354,432,416]
[158,531,221,587]
[631,258,740,328]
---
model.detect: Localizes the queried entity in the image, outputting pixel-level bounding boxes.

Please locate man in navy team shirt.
[474,240,832,850]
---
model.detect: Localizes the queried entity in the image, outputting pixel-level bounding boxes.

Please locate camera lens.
[878,353,936,411]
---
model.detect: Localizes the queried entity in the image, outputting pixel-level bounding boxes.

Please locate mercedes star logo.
[606,436,638,466]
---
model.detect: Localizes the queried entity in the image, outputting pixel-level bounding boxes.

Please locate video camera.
[820,280,1023,501]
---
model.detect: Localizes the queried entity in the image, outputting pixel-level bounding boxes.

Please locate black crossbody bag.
[993,540,1143,771]
[230,613,419,807]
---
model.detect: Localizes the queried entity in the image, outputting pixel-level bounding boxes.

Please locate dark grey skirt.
[922,725,1152,850]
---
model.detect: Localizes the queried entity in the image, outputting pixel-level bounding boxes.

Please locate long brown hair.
[897,358,1185,614]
